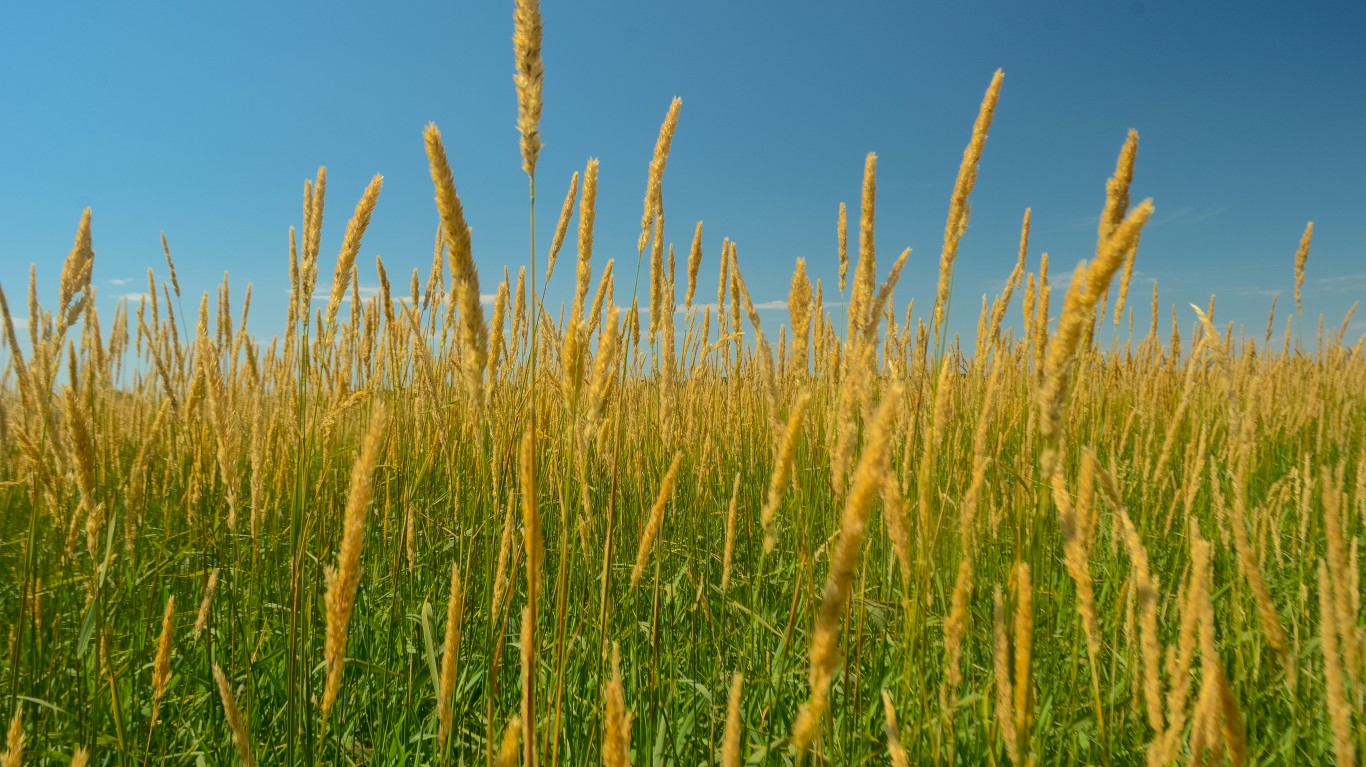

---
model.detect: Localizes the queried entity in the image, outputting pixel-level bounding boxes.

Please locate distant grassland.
[2,3,1364,765]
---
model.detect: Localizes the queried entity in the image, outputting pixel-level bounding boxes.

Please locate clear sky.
[2,1,1364,357]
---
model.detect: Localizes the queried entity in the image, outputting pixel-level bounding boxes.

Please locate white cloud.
[1231,286,1281,298]
[302,288,498,309]
[670,300,788,315]
[1230,273,1366,300]
[116,292,152,303]
[310,284,380,304]
[1309,273,1366,293]
[107,277,134,287]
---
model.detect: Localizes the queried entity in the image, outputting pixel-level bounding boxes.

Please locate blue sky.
[2,1,1364,357]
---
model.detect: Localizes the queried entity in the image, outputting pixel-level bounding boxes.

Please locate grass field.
[2,4,1364,766]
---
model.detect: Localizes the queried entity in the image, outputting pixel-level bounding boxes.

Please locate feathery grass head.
[638,97,682,253]
[213,665,255,767]
[57,208,95,334]
[992,584,1018,764]
[648,213,665,342]
[513,0,544,177]
[545,170,579,284]
[630,452,683,589]
[61,381,100,560]
[1293,221,1313,315]
[1318,559,1356,767]
[2,708,21,767]
[793,390,900,752]
[720,471,741,594]
[572,159,599,326]
[837,202,849,294]
[787,259,813,374]
[760,392,810,552]
[321,403,387,725]
[882,691,909,767]
[685,220,704,309]
[495,716,522,767]
[722,673,744,767]
[850,153,878,336]
[1039,192,1154,476]
[152,596,175,708]
[519,428,542,607]
[716,236,731,313]
[1100,130,1138,245]
[322,175,383,339]
[587,259,613,336]
[603,643,632,767]
[437,563,464,749]
[934,69,1003,341]
[194,568,219,640]
[300,167,327,310]
[424,123,488,406]
[160,231,181,299]
[1006,561,1036,765]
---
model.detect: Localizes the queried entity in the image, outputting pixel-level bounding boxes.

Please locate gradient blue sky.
[2,1,1364,356]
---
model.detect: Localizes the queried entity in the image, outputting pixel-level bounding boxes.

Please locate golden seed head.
[213,665,256,767]
[1293,221,1313,315]
[638,97,683,253]
[545,171,579,284]
[603,643,632,767]
[572,160,600,326]
[837,202,849,294]
[513,0,544,177]
[152,596,175,704]
[722,673,744,767]
[630,453,683,589]
[3,708,21,767]
[322,404,387,723]
[495,716,522,767]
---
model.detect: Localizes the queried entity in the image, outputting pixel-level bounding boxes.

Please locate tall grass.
[1,10,1364,767]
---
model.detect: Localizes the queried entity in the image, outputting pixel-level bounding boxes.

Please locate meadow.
[2,3,1364,766]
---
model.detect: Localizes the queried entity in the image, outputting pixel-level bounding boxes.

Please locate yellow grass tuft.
[437,563,464,750]
[603,644,632,767]
[513,0,544,177]
[882,691,910,767]
[638,98,683,253]
[2,708,21,767]
[1293,221,1313,315]
[630,453,683,589]
[933,69,1004,341]
[151,595,175,723]
[722,673,744,767]
[792,391,899,753]
[321,404,387,725]
[760,392,810,552]
[213,665,255,767]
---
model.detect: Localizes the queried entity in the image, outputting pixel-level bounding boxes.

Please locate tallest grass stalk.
[513,2,544,764]
[286,167,325,766]
[931,69,1003,361]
